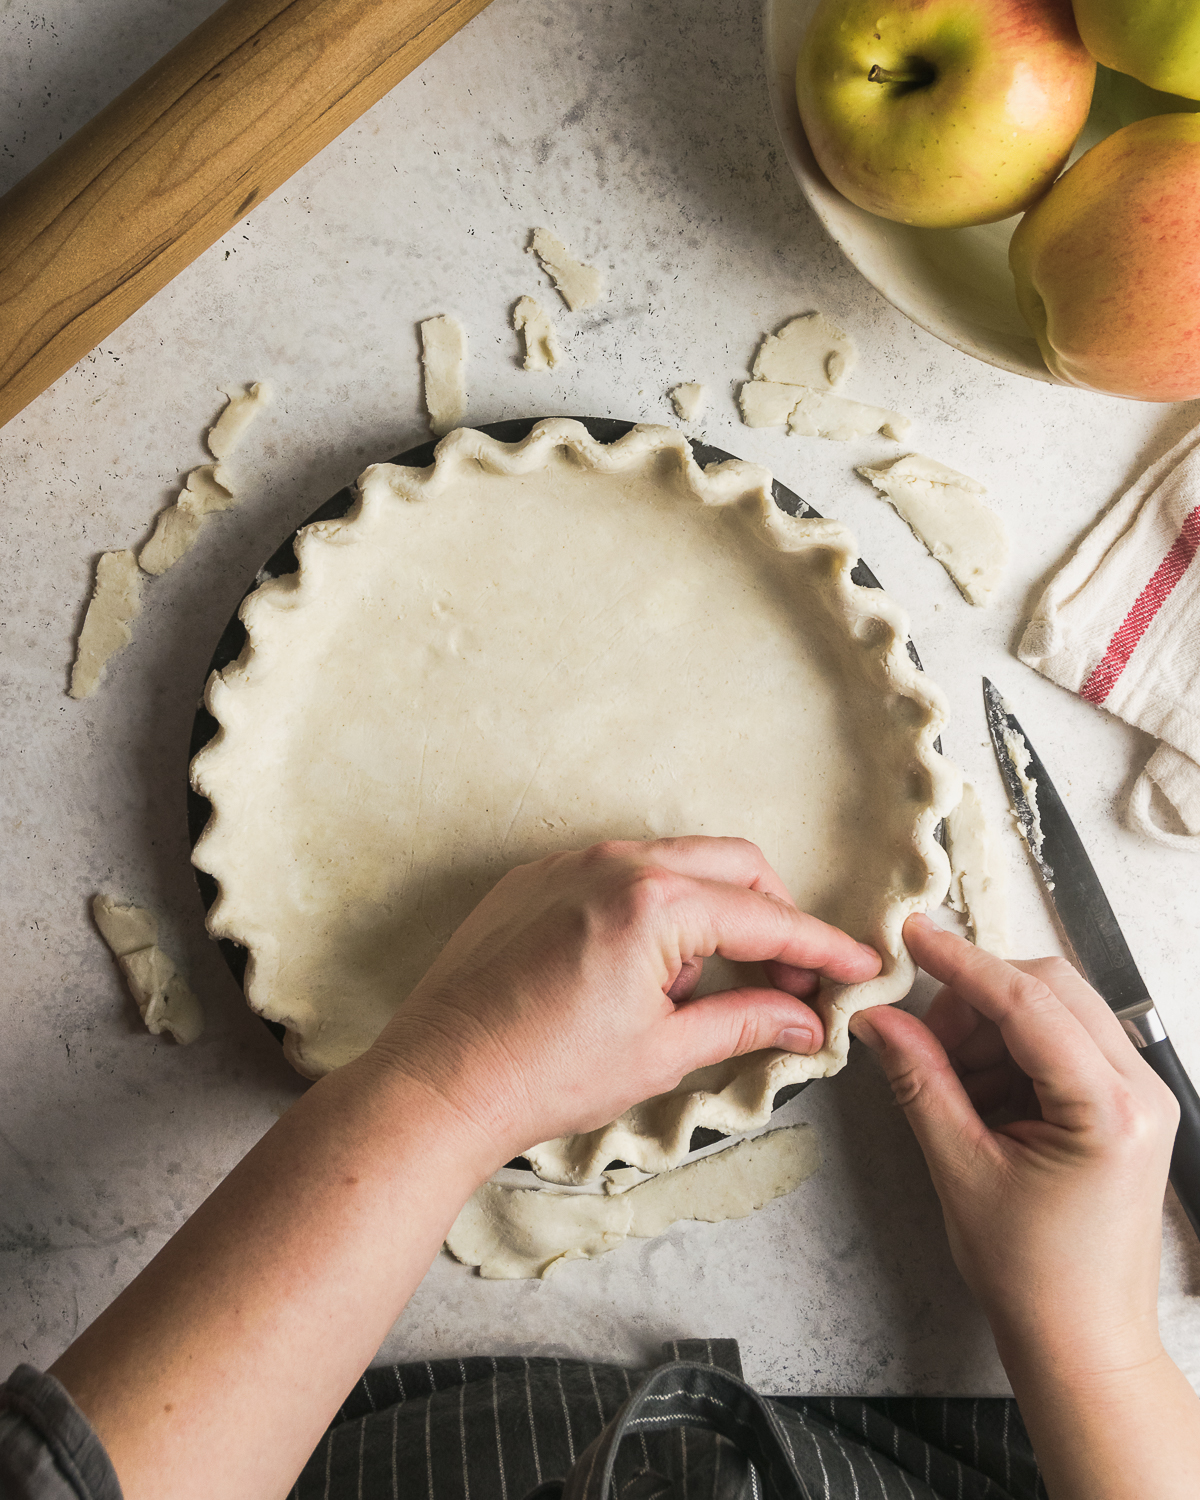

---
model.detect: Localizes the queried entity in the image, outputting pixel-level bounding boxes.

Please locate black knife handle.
[1140,1037,1200,1240]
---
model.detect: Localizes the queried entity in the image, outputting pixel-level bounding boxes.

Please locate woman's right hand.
[850,913,1178,1375]
[851,914,1200,1500]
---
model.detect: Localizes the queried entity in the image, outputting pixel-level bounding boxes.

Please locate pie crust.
[191,420,960,1183]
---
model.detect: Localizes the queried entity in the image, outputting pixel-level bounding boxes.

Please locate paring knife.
[983,677,1200,1239]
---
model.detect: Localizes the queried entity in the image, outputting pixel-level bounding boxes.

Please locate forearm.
[999,1333,1200,1500]
[51,1052,499,1500]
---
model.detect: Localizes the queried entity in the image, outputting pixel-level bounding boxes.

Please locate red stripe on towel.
[1081,504,1200,705]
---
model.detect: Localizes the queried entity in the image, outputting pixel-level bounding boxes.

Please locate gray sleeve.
[0,1365,123,1500]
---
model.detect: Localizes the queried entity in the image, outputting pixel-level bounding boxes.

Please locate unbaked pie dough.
[527,228,603,311]
[670,383,707,421]
[447,1124,819,1279]
[207,382,272,461]
[857,455,1008,608]
[69,550,142,699]
[739,314,912,444]
[92,895,204,1043]
[945,781,1009,957]
[191,420,958,1183]
[421,316,468,434]
[513,296,561,370]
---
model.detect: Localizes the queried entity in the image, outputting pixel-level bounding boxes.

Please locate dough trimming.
[447,1124,820,1279]
[69,551,143,699]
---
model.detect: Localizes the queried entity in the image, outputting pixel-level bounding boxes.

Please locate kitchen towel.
[1019,423,1200,848]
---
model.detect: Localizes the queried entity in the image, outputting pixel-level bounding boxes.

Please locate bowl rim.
[761,0,1059,385]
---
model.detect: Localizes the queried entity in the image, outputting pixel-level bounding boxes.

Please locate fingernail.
[849,1015,884,1053]
[905,912,934,932]
[857,941,880,962]
[774,1027,816,1055]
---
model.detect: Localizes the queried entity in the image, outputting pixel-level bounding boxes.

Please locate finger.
[961,1060,1027,1117]
[848,1004,993,1179]
[903,915,1122,1109]
[923,986,990,1057]
[1008,956,1140,1077]
[667,957,821,1006]
[633,835,797,904]
[667,986,826,1070]
[926,993,1010,1076]
[762,959,821,1000]
[665,957,704,1003]
[671,876,880,984]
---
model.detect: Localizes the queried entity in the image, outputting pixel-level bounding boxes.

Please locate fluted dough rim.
[191,419,960,1183]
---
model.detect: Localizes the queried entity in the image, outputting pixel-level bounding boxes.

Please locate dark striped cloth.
[1,1344,1047,1500]
[293,1343,1047,1500]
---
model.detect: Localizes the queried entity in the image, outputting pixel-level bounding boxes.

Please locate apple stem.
[868,63,933,86]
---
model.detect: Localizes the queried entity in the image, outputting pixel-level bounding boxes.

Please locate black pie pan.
[187,416,932,1167]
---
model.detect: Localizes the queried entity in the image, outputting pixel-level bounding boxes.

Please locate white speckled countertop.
[2,0,1198,1395]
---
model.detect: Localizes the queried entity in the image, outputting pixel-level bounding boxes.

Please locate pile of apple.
[795,0,1200,402]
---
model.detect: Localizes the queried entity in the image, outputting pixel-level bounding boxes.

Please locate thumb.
[667,985,825,1073]
[850,1005,990,1183]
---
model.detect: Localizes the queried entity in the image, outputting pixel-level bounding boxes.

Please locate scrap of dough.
[857,454,1009,608]
[92,893,158,956]
[602,1166,653,1195]
[527,227,603,311]
[191,420,959,1182]
[945,781,1010,956]
[207,382,272,461]
[739,381,911,440]
[420,316,468,436]
[739,380,804,429]
[751,312,857,389]
[139,464,235,576]
[91,895,204,1044]
[670,383,707,422]
[446,1125,820,1279]
[513,296,561,371]
[787,388,912,443]
[69,550,142,699]
[1002,724,1048,871]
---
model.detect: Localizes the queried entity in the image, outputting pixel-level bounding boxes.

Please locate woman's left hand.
[372,835,881,1161]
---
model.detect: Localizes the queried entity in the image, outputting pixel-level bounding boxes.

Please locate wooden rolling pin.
[0,0,492,431]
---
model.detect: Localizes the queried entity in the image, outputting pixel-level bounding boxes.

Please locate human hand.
[850,913,1179,1378]
[368,836,880,1170]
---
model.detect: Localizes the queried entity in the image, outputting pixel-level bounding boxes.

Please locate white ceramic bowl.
[763,0,1196,383]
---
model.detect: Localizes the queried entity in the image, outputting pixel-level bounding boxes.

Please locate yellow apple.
[796,0,1096,228]
[1072,0,1200,102]
[1008,114,1200,401]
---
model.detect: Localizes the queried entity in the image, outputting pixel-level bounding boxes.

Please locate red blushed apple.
[796,0,1095,228]
[1009,115,1200,401]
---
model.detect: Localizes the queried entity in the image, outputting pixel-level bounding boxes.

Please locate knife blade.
[983,677,1200,1239]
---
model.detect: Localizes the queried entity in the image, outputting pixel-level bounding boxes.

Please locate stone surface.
[2,0,1199,1394]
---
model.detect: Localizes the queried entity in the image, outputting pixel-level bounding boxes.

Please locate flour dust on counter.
[670,382,708,421]
[527,227,604,311]
[738,312,913,443]
[207,381,273,461]
[446,1124,820,1279]
[420,315,468,435]
[945,781,1010,957]
[68,550,143,698]
[92,895,204,1044]
[139,464,235,576]
[857,454,1009,608]
[513,296,561,371]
